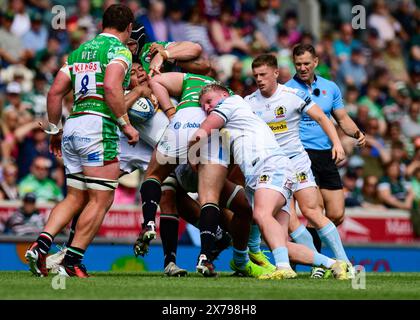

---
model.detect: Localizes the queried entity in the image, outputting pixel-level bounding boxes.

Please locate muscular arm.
[176,55,211,75]
[148,72,184,117]
[166,41,203,62]
[104,62,129,119]
[332,108,366,147]
[189,113,225,148]
[47,70,72,126]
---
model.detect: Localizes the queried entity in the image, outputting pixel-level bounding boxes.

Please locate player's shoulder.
[244,90,259,102]
[278,84,309,101]
[318,76,341,91]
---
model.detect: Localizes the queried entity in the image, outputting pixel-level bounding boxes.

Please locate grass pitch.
[1,271,420,300]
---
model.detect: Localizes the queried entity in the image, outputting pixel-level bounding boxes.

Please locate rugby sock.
[313,252,335,268]
[272,246,291,269]
[317,222,350,263]
[233,247,249,268]
[66,214,80,247]
[290,224,317,251]
[36,232,53,254]
[199,203,220,259]
[248,223,262,253]
[160,213,179,267]
[140,178,162,228]
[63,246,85,265]
[307,226,322,252]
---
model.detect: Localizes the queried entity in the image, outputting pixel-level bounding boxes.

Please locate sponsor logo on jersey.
[174,122,181,129]
[183,122,200,129]
[275,106,286,118]
[268,121,288,133]
[73,62,101,74]
[259,174,270,183]
[87,151,100,162]
[297,172,308,183]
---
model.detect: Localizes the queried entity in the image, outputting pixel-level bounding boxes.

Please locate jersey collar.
[293,73,318,87]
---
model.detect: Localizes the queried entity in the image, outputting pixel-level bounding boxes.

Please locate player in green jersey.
[25,4,137,278]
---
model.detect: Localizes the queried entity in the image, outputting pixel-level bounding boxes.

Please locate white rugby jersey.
[211,95,286,178]
[245,84,315,158]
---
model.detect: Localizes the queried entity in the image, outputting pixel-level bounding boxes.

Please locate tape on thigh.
[66,173,87,190]
[85,176,118,190]
[161,173,178,192]
[226,185,244,209]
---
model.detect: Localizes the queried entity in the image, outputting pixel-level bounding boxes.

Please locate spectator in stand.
[209,7,250,56]
[401,99,420,139]
[253,0,278,50]
[360,175,386,209]
[18,156,63,203]
[333,22,362,63]
[0,162,19,201]
[336,46,367,95]
[383,39,410,83]
[226,60,246,96]
[166,2,186,42]
[0,10,29,66]
[368,0,408,48]
[378,160,414,210]
[357,82,387,135]
[3,82,33,122]
[343,85,360,120]
[383,82,413,124]
[21,11,48,61]
[283,9,301,47]
[24,72,48,118]
[183,6,216,57]
[4,192,44,235]
[9,0,30,38]
[139,0,171,43]
[343,170,362,208]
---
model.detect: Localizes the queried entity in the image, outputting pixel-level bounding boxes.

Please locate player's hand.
[353,130,366,147]
[49,132,63,158]
[148,53,164,78]
[149,43,165,57]
[122,124,139,146]
[332,143,346,165]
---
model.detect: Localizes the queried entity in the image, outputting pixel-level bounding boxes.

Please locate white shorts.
[245,154,297,215]
[156,107,228,166]
[119,131,153,173]
[133,109,169,148]
[62,115,119,174]
[291,152,317,192]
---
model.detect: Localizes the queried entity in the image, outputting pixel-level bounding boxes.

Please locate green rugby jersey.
[177,73,233,111]
[138,41,172,74]
[67,33,132,120]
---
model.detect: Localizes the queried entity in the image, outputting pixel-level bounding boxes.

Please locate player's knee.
[327,210,345,226]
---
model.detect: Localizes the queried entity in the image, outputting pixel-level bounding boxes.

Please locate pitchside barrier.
[0,201,419,272]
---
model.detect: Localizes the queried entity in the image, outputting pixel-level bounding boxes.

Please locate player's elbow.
[190,42,203,57]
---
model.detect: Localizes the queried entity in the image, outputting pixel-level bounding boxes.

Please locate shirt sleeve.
[293,89,315,113]
[210,96,238,123]
[331,81,345,111]
[107,45,132,72]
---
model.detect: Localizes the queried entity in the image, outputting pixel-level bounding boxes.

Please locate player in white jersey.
[193,84,311,279]
[245,54,352,278]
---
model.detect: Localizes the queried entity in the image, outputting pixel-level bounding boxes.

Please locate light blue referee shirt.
[285,74,344,150]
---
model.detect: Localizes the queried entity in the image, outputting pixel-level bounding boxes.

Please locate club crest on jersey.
[275,106,286,118]
[259,174,270,183]
[297,172,308,183]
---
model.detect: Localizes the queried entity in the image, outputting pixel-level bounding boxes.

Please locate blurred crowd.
[0,0,419,224]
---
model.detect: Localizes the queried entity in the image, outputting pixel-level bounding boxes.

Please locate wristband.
[44,122,61,135]
[117,113,130,127]
[164,107,176,118]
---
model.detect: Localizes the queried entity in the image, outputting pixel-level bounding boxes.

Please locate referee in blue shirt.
[286,44,366,276]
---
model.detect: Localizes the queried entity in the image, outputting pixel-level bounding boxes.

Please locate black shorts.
[306,149,343,190]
